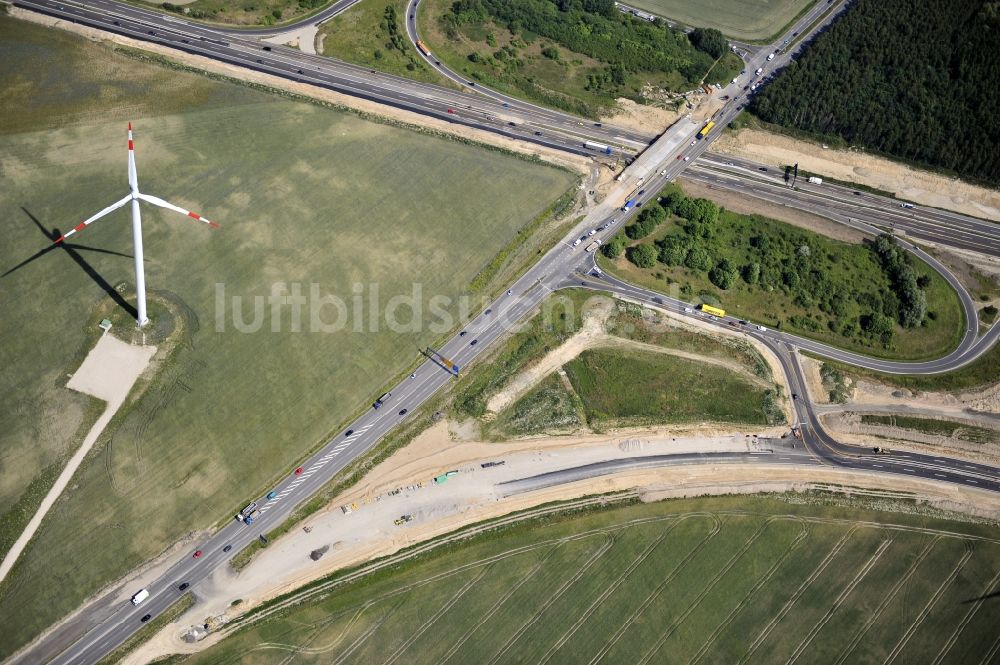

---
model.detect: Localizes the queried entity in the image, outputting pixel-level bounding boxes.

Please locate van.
[756,325,767,332]
[131,589,150,606]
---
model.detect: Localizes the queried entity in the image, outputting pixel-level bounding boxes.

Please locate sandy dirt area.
[710,128,1000,222]
[127,432,1000,664]
[599,98,680,136]
[0,333,156,584]
[10,9,592,178]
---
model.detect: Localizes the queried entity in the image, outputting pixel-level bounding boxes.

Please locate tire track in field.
[883,542,976,665]
[537,521,680,665]
[737,525,859,665]
[380,565,491,665]
[636,516,785,665]
[250,605,369,656]
[485,533,615,665]
[831,536,941,665]
[977,629,1000,665]
[440,542,565,665]
[688,520,810,665]
[784,536,894,665]
[587,513,723,665]
[932,566,1000,665]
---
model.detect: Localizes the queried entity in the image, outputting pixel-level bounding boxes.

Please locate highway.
[8,0,1000,663]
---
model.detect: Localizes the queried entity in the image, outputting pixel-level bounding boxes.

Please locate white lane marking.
[873,464,883,468]
[967,479,979,484]
[935,473,947,478]
[903,468,916,472]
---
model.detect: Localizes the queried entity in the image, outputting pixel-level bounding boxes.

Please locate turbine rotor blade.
[137,193,220,228]
[54,194,133,244]
[127,122,138,191]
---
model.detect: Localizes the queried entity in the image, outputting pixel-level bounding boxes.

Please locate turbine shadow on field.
[962,588,1000,604]
[3,207,138,319]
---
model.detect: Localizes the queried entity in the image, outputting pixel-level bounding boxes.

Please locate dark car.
[594,122,602,127]
[223,544,232,553]
[141,614,152,623]
[792,393,799,400]
[758,167,768,172]
[485,308,492,315]
[459,331,467,337]
[508,122,516,126]
[398,408,408,416]
[409,13,414,19]
[263,46,272,51]
[345,429,354,436]
[534,131,542,136]
[178,582,190,591]
[652,297,663,304]
[470,339,478,346]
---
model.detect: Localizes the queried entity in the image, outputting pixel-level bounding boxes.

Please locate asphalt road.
[9,1,1000,663]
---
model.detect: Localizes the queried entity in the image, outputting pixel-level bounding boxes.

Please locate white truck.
[807,176,823,185]
[131,588,150,605]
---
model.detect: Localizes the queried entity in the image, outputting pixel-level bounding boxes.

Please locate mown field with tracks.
[0,15,575,657]
[183,494,1000,664]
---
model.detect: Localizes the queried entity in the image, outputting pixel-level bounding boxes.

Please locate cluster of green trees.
[443,0,719,94]
[377,5,422,70]
[749,0,1000,186]
[604,188,935,349]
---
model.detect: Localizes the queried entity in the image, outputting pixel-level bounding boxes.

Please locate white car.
[588,229,597,236]
[683,156,690,161]
[731,77,738,84]
[755,67,763,75]
[683,307,693,313]
[756,325,767,332]
[573,239,581,247]
[690,140,696,146]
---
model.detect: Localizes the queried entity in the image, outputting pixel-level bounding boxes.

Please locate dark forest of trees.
[750,0,1000,186]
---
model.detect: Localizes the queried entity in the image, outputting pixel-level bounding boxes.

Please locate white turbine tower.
[55,123,218,326]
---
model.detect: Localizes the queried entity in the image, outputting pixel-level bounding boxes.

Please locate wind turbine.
[54,123,218,327]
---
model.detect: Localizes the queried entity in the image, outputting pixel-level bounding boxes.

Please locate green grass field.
[489,373,583,437]
[599,205,964,362]
[181,494,1000,664]
[564,348,780,427]
[318,0,447,84]
[625,0,815,41]
[0,16,575,657]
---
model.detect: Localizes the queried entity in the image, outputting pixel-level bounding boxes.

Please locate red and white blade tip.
[188,211,220,228]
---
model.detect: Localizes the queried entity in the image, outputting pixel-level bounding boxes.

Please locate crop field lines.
[783,536,894,665]
[830,535,942,665]
[636,516,788,665]
[882,543,976,665]
[587,513,723,665]
[379,565,492,665]
[437,555,553,664]
[687,522,810,665]
[535,522,679,665]
[931,566,1000,665]
[192,504,1000,665]
[738,524,859,664]
[484,534,616,665]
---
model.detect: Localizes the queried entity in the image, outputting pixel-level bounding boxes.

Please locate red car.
[294,467,303,475]
[193,550,203,559]
[447,108,455,114]
[676,155,683,160]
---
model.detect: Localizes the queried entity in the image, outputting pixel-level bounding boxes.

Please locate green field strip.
[746,525,888,664]
[437,532,614,665]
[783,531,933,664]
[578,514,723,665]
[890,542,1000,665]
[935,557,1000,665]
[600,515,765,664]
[637,516,804,664]
[698,521,851,664]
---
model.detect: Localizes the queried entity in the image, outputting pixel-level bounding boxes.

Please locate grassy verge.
[487,373,583,438]
[704,52,743,86]
[96,593,194,665]
[804,341,1000,394]
[621,0,815,43]
[859,414,998,444]
[564,347,782,428]
[317,0,447,84]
